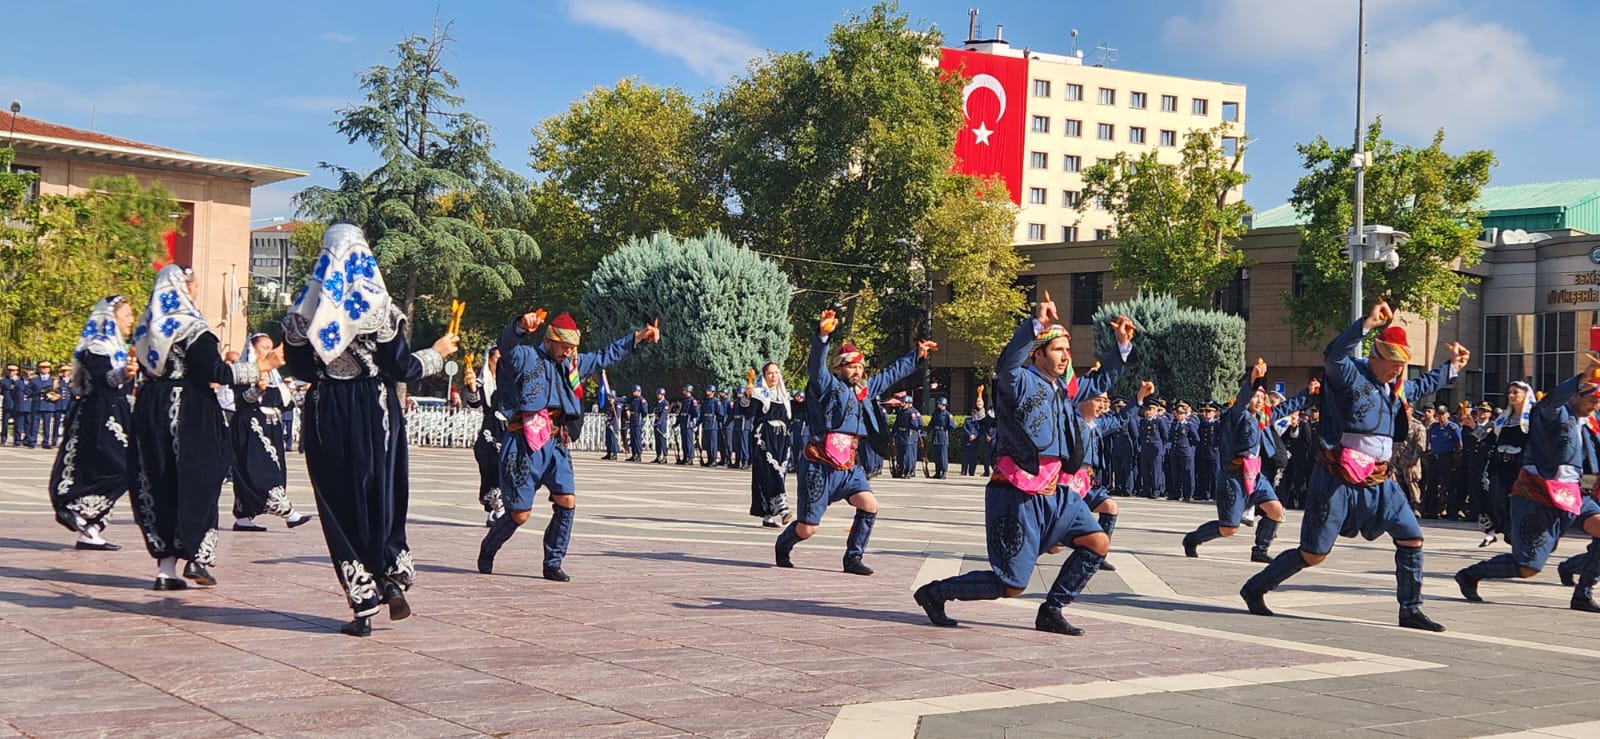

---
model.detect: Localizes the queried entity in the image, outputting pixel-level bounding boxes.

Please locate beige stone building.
[6,114,304,351]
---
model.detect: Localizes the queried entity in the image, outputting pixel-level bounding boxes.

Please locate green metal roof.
[1248,178,1600,231]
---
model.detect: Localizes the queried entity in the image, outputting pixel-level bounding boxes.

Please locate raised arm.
[865,350,923,398]
[1075,316,1137,399]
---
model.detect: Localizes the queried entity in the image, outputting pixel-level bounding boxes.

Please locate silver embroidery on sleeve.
[230,361,260,386]
[413,348,444,378]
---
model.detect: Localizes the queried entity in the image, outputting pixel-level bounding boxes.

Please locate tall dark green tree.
[294,19,537,336]
[1284,120,1494,343]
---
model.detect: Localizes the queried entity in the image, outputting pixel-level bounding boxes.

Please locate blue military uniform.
[16,370,37,448]
[627,386,648,461]
[719,390,736,467]
[699,386,721,466]
[960,411,984,476]
[603,394,622,460]
[477,317,642,579]
[928,400,954,479]
[1461,373,1600,611]
[0,365,19,446]
[1136,404,1170,498]
[1168,407,1200,501]
[892,400,923,478]
[33,366,66,448]
[651,389,670,463]
[1196,406,1222,502]
[788,392,807,472]
[1242,320,1456,630]
[774,333,921,574]
[676,387,699,465]
[1107,401,1136,495]
[730,387,749,468]
[913,318,1132,633]
[1183,378,1310,560]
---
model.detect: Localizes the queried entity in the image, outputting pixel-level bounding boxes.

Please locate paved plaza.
[1,444,1598,738]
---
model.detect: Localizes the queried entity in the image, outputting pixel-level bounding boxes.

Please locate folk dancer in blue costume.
[892,393,923,478]
[1242,302,1465,632]
[913,292,1135,634]
[628,384,649,462]
[1136,400,1170,498]
[1168,402,1200,501]
[928,397,955,479]
[30,361,61,448]
[48,296,138,550]
[1182,361,1313,563]
[1196,402,1223,502]
[960,406,984,476]
[1064,383,1153,573]
[463,347,506,525]
[777,309,933,575]
[477,309,659,581]
[1555,401,1600,608]
[135,265,285,591]
[675,386,698,465]
[1459,359,1600,613]
[230,333,315,533]
[652,388,671,464]
[284,225,457,635]
[0,363,21,446]
[700,385,722,466]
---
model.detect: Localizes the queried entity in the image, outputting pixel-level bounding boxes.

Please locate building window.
[1161,94,1178,112]
[1097,87,1116,105]
[1129,127,1146,145]
[1062,155,1081,173]
[1159,130,1177,147]
[1015,275,1038,305]
[1094,197,1108,211]
[1129,91,1147,110]
[1291,267,1307,298]
[1070,272,1103,325]
[1061,225,1079,241]
[1096,123,1114,141]
[1094,228,1111,240]
[1192,98,1209,116]
[1222,136,1239,158]
[1030,151,1048,169]
[1062,190,1080,207]
[1028,187,1047,205]
[1481,314,1532,407]
[1064,119,1081,137]
[1222,101,1240,122]
[1031,115,1050,133]
[1211,267,1250,320]
[11,164,40,201]
[1033,79,1051,97]
[1027,223,1046,241]
[1535,311,1578,392]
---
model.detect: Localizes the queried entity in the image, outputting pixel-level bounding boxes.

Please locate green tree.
[1078,124,1251,309]
[918,177,1027,373]
[293,19,537,336]
[0,162,176,361]
[1091,293,1178,401]
[707,1,965,354]
[1090,292,1245,403]
[583,231,793,392]
[1284,120,1493,343]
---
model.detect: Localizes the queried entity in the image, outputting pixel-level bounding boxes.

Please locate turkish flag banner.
[939,48,1028,205]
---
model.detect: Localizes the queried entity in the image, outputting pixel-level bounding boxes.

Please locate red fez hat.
[549,313,581,345]
[1373,326,1411,362]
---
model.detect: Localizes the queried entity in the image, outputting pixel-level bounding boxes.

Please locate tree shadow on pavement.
[589,550,772,570]
[0,536,73,551]
[1,565,156,590]
[671,595,926,625]
[0,588,345,632]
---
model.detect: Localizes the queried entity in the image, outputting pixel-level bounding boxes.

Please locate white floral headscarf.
[71,295,130,393]
[284,223,393,364]
[133,265,210,377]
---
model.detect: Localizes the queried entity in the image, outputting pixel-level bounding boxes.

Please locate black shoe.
[1183,538,1198,558]
[380,578,410,621]
[152,576,188,591]
[1034,604,1084,636]
[843,558,874,576]
[914,583,958,627]
[1240,586,1274,616]
[287,515,316,529]
[1455,571,1482,602]
[340,616,372,637]
[775,541,794,568]
[231,521,268,532]
[1560,567,1577,588]
[1399,610,1445,632]
[761,519,780,528]
[1571,596,1600,613]
[477,554,494,575]
[1098,560,1117,572]
[1251,549,1272,564]
[542,566,571,582]
[74,540,121,551]
[183,562,217,586]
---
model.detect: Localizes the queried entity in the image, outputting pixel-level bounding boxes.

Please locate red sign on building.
[939,48,1028,205]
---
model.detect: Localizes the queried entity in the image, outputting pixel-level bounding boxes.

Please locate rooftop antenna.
[1094,42,1118,68]
[1070,29,1079,55]
[967,8,980,44]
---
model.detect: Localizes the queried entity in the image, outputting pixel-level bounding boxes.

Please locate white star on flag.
[972,122,994,145]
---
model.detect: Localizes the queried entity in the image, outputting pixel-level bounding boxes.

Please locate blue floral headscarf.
[133,265,210,377]
[70,295,130,393]
[283,223,393,364]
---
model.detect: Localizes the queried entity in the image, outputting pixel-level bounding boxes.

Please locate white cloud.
[322,32,356,44]
[1164,0,1362,59]
[561,0,761,80]
[1365,19,1562,142]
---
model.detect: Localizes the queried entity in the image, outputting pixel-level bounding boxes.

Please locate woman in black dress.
[49,295,137,550]
[283,223,456,636]
[739,362,794,527]
[229,332,314,532]
[129,265,283,590]
[462,346,505,527]
[1481,381,1532,547]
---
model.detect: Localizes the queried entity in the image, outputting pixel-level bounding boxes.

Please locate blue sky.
[5,0,1595,223]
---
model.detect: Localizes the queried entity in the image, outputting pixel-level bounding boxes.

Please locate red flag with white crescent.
[939,48,1028,205]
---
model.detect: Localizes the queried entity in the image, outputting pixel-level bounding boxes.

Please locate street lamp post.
[1349,0,1367,328]
[898,238,935,415]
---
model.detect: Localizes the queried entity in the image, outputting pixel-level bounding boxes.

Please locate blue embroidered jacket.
[1318,318,1455,457]
[803,332,921,440]
[993,318,1132,474]
[496,320,637,420]
[1221,377,1310,460]
[1525,375,1587,480]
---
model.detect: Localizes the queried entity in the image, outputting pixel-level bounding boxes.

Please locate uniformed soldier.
[891,393,923,478]
[0,363,19,445]
[16,366,36,448]
[928,397,954,479]
[31,361,64,449]
[677,385,699,465]
[718,387,736,467]
[1196,402,1223,503]
[960,407,984,476]
[652,388,670,463]
[1168,401,1200,501]
[627,385,648,462]
[730,386,749,468]
[1136,399,1170,498]
[1107,398,1135,495]
[699,385,720,466]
